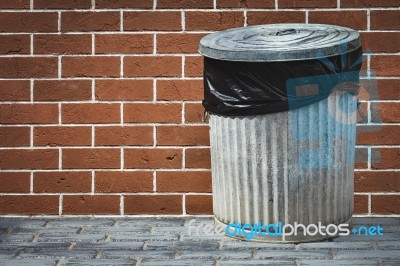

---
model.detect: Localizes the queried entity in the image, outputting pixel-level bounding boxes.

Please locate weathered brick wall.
[0,0,398,216]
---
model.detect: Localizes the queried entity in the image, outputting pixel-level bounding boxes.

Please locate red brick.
[96,0,153,9]
[371,10,400,30]
[157,126,210,146]
[247,11,305,25]
[375,80,400,100]
[34,171,92,193]
[341,0,400,7]
[357,125,400,145]
[34,126,91,146]
[0,149,58,169]
[95,80,153,101]
[124,12,181,31]
[371,56,400,76]
[157,80,203,101]
[372,148,400,169]
[185,56,203,77]
[0,57,58,78]
[62,56,120,78]
[355,171,400,192]
[309,11,367,30]
[0,80,30,101]
[157,0,213,9]
[95,171,153,192]
[0,0,29,9]
[0,35,30,54]
[354,194,368,214]
[62,148,120,169]
[0,195,59,215]
[0,104,58,124]
[185,148,211,168]
[372,103,400,123]
[355,148,368,169]
[63,195,120,215]
[0,12,58,32]
[186,195,212,214]
[185,11,243,31]
[62,12,120,32]
[185,103,206,123]
[371,195,400,214]
[358,79,400,101]
[34,80,92,101]
[157,171,211,192]
[157,33,205,54]
[62,103,120,124]
[34,34,91,54]
[0,127,30,147]
[0,172,30,193]
[356,101,368,124]
[280,0,336,8]
[95,34,153,54]
[361,32,400,53]
[124,56,181,77]
[217,0,274,8]
[95,126,153,146]
[124,103,182,123]
[124,195,182,214]
[34,0,92,9]
[124,148,182,169]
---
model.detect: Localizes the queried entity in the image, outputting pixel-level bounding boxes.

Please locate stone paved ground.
[0,217,399,266]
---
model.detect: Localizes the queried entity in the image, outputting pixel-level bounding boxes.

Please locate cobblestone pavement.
[0,217,399,265]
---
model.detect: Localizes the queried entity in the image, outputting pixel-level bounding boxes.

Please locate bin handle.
[202,110,209,123]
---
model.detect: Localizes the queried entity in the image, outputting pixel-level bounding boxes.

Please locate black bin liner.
[203,47,363,116]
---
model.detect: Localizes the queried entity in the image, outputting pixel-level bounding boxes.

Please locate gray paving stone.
[117,218,186,227]
[61,258,135,266]
[377,241,400,250]
[300,260,379,265]
[0,242,70,251]
[376,225,400,233]
[110,233,179,242]
[145,240,219,251]
[83,226,149,235]
[298,241,373,250]
[383,260,400,266]
[352,217,399,226]
[13,227,78,235]
[141,258,215,266]
[221,260,296,265]
[37,233,106,243]
[0,248,17,258]
[333,232,400,242]
[17,250,96,259]
[257,250,331,259]
[180,250,252,259]
[49,218,116,228]
[336,250,400,260]
[74,241,144,251]
[0,218,48,229]
[222,241,296,250]
[0,258,58,266]
[101,250,175,259]
[0,232,35,242]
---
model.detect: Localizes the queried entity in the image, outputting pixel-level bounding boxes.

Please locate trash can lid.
[199,23,361,62]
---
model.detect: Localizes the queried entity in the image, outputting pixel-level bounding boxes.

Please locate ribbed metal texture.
[209,90,357,242]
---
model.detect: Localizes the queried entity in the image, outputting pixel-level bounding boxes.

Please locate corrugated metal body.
[209,90,357,242]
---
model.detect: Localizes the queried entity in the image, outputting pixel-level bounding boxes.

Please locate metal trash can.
[199,24,363,242]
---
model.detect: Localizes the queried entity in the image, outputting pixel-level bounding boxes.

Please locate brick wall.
[0,0,399,216]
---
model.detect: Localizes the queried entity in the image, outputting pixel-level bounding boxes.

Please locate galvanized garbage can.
[199,24,363,242]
